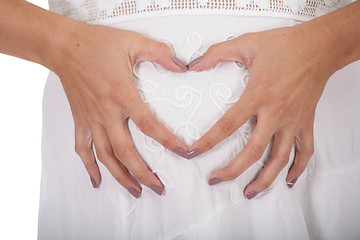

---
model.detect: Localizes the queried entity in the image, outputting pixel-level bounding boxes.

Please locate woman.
[1,0,359,239]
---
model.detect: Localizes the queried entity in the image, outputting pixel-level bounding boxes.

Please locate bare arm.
[0,0,78,69]
[297,0,360,71]
[187,0,360,198]
[0,0,189,197]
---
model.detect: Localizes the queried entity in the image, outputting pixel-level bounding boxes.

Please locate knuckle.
[134,170,152,184]
[241,32,259,49]
[124,31,140,45]
[81,159,97,173]
[118,94,142,114]
[161,136,172,149]
[224,166,239,180]
[296,131,315,157]
[93,100,111,115]
[249,143,265,160]
[202,135,214,150]
[277,154,290,168]
[298,153,313,169]
[288,114,302,127]
[138,115,156,134]
[292,161,307,175]
[240,32,252,40]
[297,164,307,174]
[114,173,127,185]
[113,144,131,160]
[74,142,88,157]
[109,89,127,105]
[304,144,315,156]
[218,118,236,135]
[257,178,271,190]
[82,159,93,168]
[273,100,291,118]
[208,43,222,56]
[156,41,170,53]
[208,43,220,51]
[95,148,110,163]
[279,97,292,110]
[275,98,298,119]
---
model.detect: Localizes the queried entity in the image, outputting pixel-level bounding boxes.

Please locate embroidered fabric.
[132,33,252,147]
[37,10,360,240]
[48,0,352,24]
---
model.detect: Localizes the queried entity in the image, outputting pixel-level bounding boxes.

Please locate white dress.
[39,1,360,239]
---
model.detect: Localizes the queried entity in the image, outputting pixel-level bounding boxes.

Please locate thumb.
[134,37,187,72]
[188,36,248,71]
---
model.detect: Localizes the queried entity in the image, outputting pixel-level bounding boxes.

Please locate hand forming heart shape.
[68,18,340,200]
[180,23,338,199]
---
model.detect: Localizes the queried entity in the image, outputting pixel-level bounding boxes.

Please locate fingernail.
[174,147,188,159]
[287,177,298,188]
[127,187,141,198]
[90,176,97,188]
[187,56,202,68]
[246,191,258,200]
[173,57,187,70]
[235,61,245,68]
[150,185,164,196]
[209,177,223,185]
[187,148,201,159]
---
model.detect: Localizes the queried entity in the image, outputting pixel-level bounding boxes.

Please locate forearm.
[0,0,83,70]
[299,0,360,72]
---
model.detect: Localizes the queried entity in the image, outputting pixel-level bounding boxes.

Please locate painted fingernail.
[127,187,141,198]
[90,176,97,188]
[187,56,202,68]
[246,191,259,200]
[287,177,298,188]
[187,148,201,159]
[235,61,245,68]
[173,57,187,70]
[209,177,223,185]
[150,185,164,196]
[174,147,188,158]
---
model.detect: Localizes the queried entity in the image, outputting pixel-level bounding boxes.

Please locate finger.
[244,128,295,199]
[104,117,165,196]
[187,36,248,71]
[208,117,275,185]
[90,123,144,198]
[286,128,314,188]
[74,118,102,189]
[188,99,252,159]
[124,97,189,159]
[135,37,187,72]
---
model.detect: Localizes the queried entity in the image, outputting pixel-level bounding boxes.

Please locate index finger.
[188,99,253,159]
[207,117,275,186]
[125,96,189,159]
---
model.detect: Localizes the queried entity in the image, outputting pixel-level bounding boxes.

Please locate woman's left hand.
[187,22,338,199]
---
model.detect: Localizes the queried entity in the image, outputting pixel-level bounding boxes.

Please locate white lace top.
[49,0,352,25]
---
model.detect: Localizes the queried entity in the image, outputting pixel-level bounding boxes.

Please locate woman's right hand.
[49,22,188,198]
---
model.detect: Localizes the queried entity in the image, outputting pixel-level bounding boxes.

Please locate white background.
[0,1,49,239]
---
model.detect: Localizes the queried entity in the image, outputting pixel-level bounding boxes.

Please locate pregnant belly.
[110,15,297,237]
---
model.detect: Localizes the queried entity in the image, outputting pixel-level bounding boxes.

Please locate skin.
[188,1,360,198]
[1,0,359,199]
[0,0,188,197]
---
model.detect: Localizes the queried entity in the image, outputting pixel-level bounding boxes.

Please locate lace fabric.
[49,0,352,25]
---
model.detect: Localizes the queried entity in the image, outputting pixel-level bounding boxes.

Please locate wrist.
[0,1,90,73]
[40,17,88,74]
[309,19,356,73]
[288,22,338,82]
[296,1,360,74]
